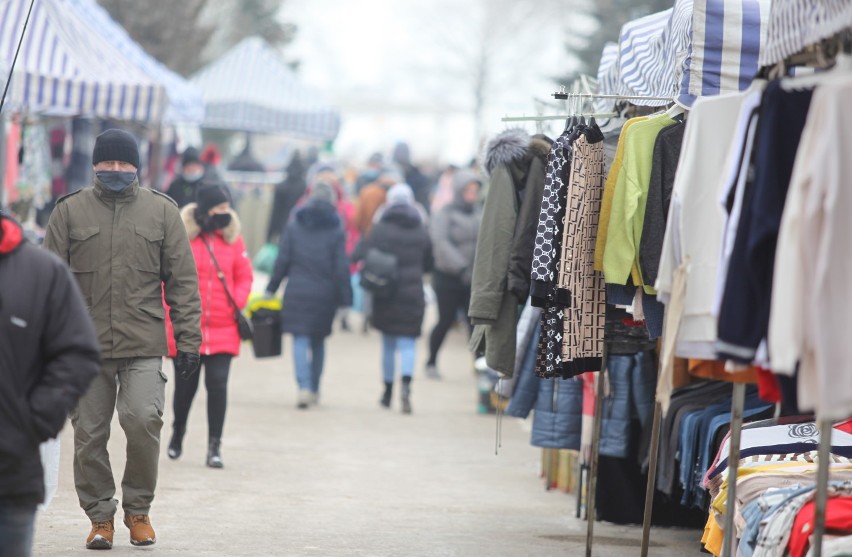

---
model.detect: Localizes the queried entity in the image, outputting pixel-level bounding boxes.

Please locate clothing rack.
[500,113,617,123]
[551,89,674,102]
[520,90,679,557]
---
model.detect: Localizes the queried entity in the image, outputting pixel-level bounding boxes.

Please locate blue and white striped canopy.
[759,0,852,66]
[65,0,204,123]
[597,0,772,107]
[685,0,772,97]
[191,37,340,141]
[0,0,165,121]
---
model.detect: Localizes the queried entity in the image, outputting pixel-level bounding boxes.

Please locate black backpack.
[360,248,399,299]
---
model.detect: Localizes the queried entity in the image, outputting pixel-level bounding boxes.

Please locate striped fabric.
[596,2,693,107]
[0,0,165,121]
[66,0,204,123]
[760,0,852,66]
[686,0,772,97]
[191,37,340,141]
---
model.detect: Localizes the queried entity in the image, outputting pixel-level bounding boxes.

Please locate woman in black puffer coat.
[354,184,432,414]
[266,181,352,409]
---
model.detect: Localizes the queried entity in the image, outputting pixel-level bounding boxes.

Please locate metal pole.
[552,92,674,102]
[721,383,747,557]
[585,346,608,557]
[811,418,833,557]
[640,401,663,557]
[501,113,618,123]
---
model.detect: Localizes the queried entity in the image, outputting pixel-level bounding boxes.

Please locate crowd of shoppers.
[1,130,483,554]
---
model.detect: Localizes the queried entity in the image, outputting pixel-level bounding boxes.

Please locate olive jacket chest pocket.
[134,225,164,274]
[68,226,101,271]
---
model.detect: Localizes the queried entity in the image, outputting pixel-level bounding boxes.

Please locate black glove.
[175,351,201,380]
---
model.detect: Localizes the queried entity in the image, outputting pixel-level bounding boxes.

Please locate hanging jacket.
[43,177,202,359]
[353,204,432,337]
[506,326,582,450]
[468,129,549,376]
[0,215,100,506]
[599,351,657,458]
[166,205,254,357]
[430,170,482,285]
[267,200,353,338]
[507,134,554,301]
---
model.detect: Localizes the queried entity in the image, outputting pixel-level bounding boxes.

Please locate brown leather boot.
[123,514,156,546]
[85,519,114,550]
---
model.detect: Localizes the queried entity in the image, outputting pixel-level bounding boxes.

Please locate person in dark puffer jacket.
[266,181,353,410]
[0,212,100,556]
[353,184,433,414]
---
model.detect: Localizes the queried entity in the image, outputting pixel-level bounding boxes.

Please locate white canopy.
[191,37,340,140]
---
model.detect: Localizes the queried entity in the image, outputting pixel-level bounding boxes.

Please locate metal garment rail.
[551,90,675,102]
[812,418,834,557]
[500,113,617,122]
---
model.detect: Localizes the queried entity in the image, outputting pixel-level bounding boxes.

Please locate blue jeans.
[0,501,36,557]
[292,335,325,392]
[382,335,416,383]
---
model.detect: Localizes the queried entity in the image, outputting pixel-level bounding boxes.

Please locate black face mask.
[201,212,232,232]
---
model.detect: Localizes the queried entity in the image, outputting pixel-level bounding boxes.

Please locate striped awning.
[759,0,852,66]
[685,0,772,97]
[0,0,165,121]
[596,0,774,107]
[65,0,204,123]
[597,2,692,106]
[191,37,340,140]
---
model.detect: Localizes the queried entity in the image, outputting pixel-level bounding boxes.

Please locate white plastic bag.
[38,437,61,511]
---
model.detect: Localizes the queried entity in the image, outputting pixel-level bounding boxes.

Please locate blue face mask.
[97,171,137,193]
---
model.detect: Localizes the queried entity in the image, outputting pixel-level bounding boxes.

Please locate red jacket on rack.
[166,204,253,357]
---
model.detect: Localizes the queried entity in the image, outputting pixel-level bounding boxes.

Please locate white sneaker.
[297,389,312,409]
[309,392,320,406]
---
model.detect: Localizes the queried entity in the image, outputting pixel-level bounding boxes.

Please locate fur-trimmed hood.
[481,129,552,177]
[481,128,530,177]
[529,134,553,161]
[181,203,241,244]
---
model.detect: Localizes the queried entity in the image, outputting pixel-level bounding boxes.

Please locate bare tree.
[98,0,297,76]
[565,0,675,79]
[415,0,577,149]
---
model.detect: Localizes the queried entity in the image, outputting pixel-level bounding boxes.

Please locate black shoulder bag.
[201,236,254,341]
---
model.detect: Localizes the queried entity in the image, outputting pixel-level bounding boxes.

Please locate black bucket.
[251,308,282,358]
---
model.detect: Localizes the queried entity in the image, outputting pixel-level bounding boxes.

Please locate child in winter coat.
[165,184,254,469]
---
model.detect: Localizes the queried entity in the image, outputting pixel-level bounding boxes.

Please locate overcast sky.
[280,0,583,164]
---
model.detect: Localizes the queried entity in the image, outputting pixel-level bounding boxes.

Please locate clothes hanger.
[780,33,852,90]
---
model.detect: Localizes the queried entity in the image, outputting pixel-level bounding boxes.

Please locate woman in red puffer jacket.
[164,184,253,469]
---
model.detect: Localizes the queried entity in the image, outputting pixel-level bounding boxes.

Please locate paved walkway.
[34,316,699,556]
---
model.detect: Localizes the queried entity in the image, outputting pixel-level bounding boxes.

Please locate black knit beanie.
[182,146,201,166]
[92,129,139,169]
[196,184,230,214]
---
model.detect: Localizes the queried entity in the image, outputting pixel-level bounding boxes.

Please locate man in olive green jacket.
[44,129,202,550]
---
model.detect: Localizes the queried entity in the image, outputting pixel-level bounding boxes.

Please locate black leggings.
[428,272,472,366]
[172,353,232,440]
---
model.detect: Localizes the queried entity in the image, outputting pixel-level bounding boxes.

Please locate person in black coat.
[266,152,307,243]
[353,184,432,414]
[265,181,352,409]
[0,212,100,555]
[164,147,206,209]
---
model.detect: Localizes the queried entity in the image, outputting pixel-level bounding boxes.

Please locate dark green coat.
[44,178,202,359]
[468,129,549,376]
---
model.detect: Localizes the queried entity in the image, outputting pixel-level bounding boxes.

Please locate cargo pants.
[71,358,166,521]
